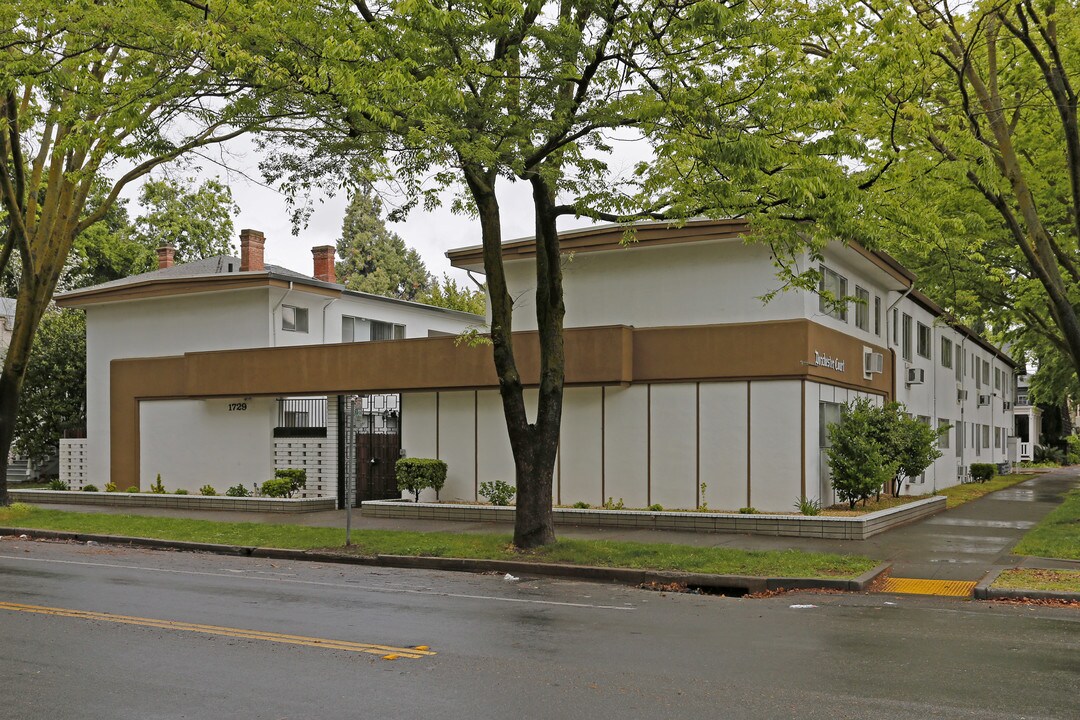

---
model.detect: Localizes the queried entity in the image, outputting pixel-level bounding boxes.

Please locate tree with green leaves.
[12,309,84,466]
[133,178,239,263]
[826,400,896,509]
[336,190,431,299]
[249,0,849,547]
[416,274,486,316]
[0,0,282,505]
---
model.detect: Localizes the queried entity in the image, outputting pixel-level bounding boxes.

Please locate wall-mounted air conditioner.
[957,388,968,403]
[978,394,991,406]
[1003,401,1012,411]
[863,350,884,379]
[906,367,925,385]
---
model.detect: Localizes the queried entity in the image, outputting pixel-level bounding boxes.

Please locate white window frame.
[855,286,870,331]
[282,305,309,333]
[818,266,848,322]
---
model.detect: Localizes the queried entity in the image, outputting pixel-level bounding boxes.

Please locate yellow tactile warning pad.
[879,577,977,597]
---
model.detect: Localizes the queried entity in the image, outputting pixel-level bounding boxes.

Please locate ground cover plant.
[1012,490,1080,560]
[0,504,875,579]
[992,569,1080,594]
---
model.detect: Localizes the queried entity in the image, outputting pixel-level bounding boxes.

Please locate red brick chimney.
[156,245,175,270]
[312,245,337,284]
[239,229,265,272]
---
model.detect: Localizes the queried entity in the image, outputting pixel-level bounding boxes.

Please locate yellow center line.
[0,601,436,658]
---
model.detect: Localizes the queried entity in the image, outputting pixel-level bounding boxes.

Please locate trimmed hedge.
[396,458,448,502]
[970,463,996,483]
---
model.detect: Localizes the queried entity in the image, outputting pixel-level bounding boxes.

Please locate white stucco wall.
[140,397,276,493]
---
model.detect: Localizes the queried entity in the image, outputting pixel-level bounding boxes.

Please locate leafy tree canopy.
[336,190,431,300]
[133,178,239,263]
[416,274,486,316]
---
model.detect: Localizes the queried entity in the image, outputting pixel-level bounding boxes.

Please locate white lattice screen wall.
[273,397,338,499]
[59,438,88,489]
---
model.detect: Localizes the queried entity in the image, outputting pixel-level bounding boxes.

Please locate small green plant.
[199,484,217,496]
[104,482,117,492]
[648,503,664,512]
[572,501,591,509]
[603,497,625,510]
[47,479,69,491]
[126,486,140,493]
[82,484,99,492]
[698,482,708,511]
[739,507,757,514]
[1067,435,1080,465]
[479,479,516,506]
[395,458,448,502]
[225,484,250,497]
[174,489,189,495]
[150,474,166,494]
[969,463,996,483]
[1034,444,1065,465]
[261,477,293,498]
[274,468,307,496]
[795,496,821,516]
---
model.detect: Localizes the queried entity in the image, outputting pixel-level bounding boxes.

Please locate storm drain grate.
[879,577,977,597]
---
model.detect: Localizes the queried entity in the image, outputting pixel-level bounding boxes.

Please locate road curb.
[0,526,886,595]
[974,567,1080,602]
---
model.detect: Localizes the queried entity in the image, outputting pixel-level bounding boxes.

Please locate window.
[819,401,843,448]
[343,316,405,342]
[892,308,899,344]
[855,286,870,331]
[917,322,931,359]
[282,305,308,333]
[818,266,848,322]
[874,296,881,336]
[939,419,951,449]
[956,421,963,457]
[995,427,1002,449]
[902,313,913,362]
[941,337,953,368]
[983,359,990,386]
[974,423,980,455]
[982,424,991,450]
[974,355,982,388]
[955,345,962,382]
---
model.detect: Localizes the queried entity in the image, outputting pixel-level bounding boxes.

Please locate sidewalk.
[24,468,1080,582]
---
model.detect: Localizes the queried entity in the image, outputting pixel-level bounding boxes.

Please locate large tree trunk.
[465,166,563,548]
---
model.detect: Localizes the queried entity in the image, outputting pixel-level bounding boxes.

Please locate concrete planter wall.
[361,496,947,540]
[11,489,336,513]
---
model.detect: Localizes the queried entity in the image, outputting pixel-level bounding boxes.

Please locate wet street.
[1,538,1078,719]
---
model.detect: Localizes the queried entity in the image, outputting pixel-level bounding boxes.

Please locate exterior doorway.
[342,393,401,507]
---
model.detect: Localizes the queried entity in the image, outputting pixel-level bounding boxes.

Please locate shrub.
[150,474,166,494]
[827,399,899,508]
[225,484,250,497]
[274,468,307,496]
[395,458,448,502]
[969,463,996,483]
[174,489,189,495]
[1034,444,1065,466]
[480,479,516,506]
[648,503,664,512]
[602,497,625,510]
[126,486,140,493]
[47,478,69,491]
[1067,435,1080,465]
[82,484,99,492]
[572,501,590,509]
[738,507,757,514]
[260,477,294,497]
[795,496,821,516]
[199,484,217,496]
[104,482,117,492]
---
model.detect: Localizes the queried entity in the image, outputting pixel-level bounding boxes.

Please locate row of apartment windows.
[821,403,1009,459]
[281,305,405,341]
[818,266,882,336]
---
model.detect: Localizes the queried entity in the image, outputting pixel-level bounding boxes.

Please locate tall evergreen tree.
[336,191,431,299]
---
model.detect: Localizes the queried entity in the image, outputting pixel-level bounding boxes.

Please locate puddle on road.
[926,518,1036,530]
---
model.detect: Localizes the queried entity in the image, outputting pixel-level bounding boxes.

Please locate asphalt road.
[1,538,1078,719]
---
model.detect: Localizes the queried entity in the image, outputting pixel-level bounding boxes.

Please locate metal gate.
[343,393,401,507]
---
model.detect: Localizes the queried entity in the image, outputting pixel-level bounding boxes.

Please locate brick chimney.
[156,245,175,270]
[239,229,265,272]
[312,245,337,284]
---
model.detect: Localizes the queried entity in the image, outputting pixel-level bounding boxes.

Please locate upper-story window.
[892,308,899,344]
[343,315,405,342]
[902,313,913,362]
[818,266,848,322]
[994,367,1001,392]
[916,322,931,359]
[874,297,881,336]
[941,337,953,368]
[973,354,980,387]
[955,345,962,382]
[854,286,870,331]
[982,359,990,386]
[282,305,309,333]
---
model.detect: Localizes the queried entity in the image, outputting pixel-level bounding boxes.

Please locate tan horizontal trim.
[57,274,339,307]
[109,320,893,490]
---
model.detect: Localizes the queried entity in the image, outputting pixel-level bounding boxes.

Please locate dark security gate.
[348,394,401,506]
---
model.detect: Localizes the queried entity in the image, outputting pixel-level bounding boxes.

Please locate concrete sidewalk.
[23,468,1080,582]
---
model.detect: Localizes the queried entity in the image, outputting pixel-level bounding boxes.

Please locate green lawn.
[991,568,1080,593]
[1011,489,1080,560]
[0,504,876,579]
[936,473,1030,509]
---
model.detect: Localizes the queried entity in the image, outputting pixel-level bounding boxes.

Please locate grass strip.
[991,568,1080,593]
[1012,489,1080,561]
[0,504,875,579]
[935,473,1030,509]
